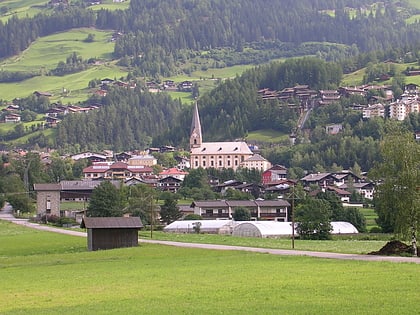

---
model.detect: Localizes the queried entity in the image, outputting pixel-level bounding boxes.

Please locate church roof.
[190,102,202,140]
[190,141,253,155]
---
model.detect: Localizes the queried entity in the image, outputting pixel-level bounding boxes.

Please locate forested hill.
[55,57,342,150]
[1,0,420,76]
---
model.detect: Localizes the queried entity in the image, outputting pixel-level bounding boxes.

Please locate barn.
[81,217,143,251]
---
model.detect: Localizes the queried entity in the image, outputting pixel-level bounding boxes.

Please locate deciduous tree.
[370,129,420,255]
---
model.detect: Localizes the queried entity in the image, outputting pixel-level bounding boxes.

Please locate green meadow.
[1,220,419,315]
[0,28,126,102]
[246,129,289,144]
[0,0,130,22]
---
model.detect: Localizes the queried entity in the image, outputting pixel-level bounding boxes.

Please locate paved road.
[1,204,419,264]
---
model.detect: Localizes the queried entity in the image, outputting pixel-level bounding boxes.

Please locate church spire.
[190,102,202,149]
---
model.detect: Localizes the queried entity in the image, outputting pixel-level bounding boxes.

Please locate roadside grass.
[140,231,391,255]
[246,129,289,143]
[0,220,419,315]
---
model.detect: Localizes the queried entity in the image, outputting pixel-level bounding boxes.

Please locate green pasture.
[405,14,420,24]
[1,220,419,315]
[0,28,127,102]
[407,0,420,9]
[341,61,420,87]
[0,64,126,101]
[0,0,49,22]
[1,28,116,72]
[246,129,289,144]
[87,0,131,12]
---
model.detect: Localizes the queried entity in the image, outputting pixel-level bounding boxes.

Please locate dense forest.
[1,0,420,77]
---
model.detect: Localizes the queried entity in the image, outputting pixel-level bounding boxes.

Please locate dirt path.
[1,204,419,264]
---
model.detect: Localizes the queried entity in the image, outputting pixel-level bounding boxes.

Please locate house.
[319,90,340,105]
[83,162,154,179]
[300,172,336,188]
[178,81,193,92]
[4,113,21,123]
[362,103,385,119]
[159,168,188,180]
[34,180,121,217]
[262,165,288,185]
[128,154,157,167]
[174,156,190,170]
[71,152,109,162]
[81,217,143,251]
[190,199,290,221]
[341,182,375,200]
[33,91,52,97]
[325,124,343,135]
[309,186,351,203]
[241,154,271,171]
[158,176,182,193]
[33,183,61,217]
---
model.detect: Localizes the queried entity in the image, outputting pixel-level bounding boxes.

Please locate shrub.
[184,214,202,220]
[369,226,382,233]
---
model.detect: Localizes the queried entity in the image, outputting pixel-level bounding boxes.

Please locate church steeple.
[190,102,202,149]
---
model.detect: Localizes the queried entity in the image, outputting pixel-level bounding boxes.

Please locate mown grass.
[0,220,419,315]
[0,28,126,101]
[359,207,379,231]
[246,129,289,143]
[141,231,391,255]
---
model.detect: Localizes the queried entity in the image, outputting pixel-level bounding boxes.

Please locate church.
[189,103,270,171]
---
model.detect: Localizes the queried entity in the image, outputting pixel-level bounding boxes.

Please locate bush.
[57,217,76,227]
[369,226,382,233]
[184,214,202,220]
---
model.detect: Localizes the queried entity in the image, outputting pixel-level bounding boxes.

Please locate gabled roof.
[191,141,252,155]
[81,217,143,229]
[301,172,332,182]
[33,183,61,191]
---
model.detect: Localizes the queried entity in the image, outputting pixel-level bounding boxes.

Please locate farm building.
[232,221,358,238]
[331,221,359,234]
[163,220,233,234]
[81,217,143,251]
[232,221,293,238]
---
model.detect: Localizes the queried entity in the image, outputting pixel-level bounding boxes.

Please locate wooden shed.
[81,217,143,251]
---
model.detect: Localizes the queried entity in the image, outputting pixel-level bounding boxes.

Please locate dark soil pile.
[368,240,419,257]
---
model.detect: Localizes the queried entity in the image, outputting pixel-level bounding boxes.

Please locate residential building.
[241,154,271,171]
[190,199,290,221]
[362,103,385,119]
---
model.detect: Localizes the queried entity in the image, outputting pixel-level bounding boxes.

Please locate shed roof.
[81,217,143,229]
[33,183,61,191]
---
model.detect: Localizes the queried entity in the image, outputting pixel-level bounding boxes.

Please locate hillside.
[0,0,420,152]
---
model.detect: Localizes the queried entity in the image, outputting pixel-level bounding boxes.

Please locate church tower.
[190,102,202,149]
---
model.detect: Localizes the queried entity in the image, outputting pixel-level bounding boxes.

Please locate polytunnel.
[232,221,359,238]
[163,220,233,234]
[232,221,294,238]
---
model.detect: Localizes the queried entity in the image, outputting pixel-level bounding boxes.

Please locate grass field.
[0,220,419,314]
[246,129,289,143]
[0,28,126,102]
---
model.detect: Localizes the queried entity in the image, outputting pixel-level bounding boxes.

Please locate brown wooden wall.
[87,228,139,251]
